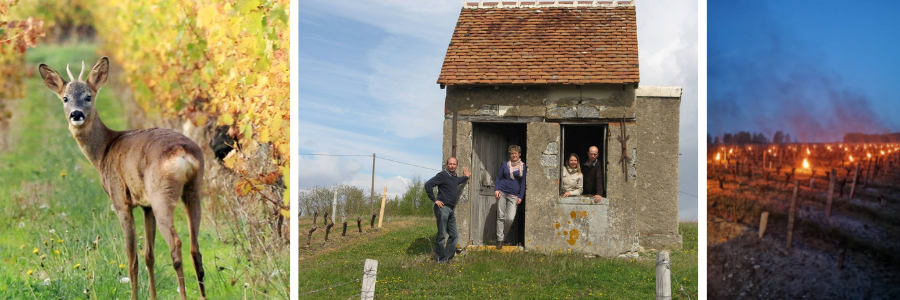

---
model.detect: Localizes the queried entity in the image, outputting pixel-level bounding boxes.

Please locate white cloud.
[297,154,363,188]
[347,173,412,198]
[366,36,447,139]
[307,0,461,45]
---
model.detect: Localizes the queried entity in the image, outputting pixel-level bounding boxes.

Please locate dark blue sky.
[708,0,900,143]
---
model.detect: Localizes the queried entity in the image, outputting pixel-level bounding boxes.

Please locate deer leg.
[115,207,139,300]
[152,200,187,300]
[183,181,206,299]
[143,207,158,300]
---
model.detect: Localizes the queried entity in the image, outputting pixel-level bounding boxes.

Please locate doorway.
[471,123,527,246]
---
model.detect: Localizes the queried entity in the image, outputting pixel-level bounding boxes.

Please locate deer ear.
[88,57,109,92]
[38,64,67,96]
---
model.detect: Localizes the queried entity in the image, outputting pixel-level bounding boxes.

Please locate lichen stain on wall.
[567,228,580,245]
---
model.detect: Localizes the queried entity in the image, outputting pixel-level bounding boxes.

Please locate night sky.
[708,0,900,143]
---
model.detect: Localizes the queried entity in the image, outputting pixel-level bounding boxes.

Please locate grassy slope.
[298,217,698,299]
[0,44,282,299]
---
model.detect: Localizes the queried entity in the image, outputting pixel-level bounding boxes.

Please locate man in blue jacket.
[425,157,470,263]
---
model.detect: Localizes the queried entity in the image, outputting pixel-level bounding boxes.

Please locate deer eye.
[63,97,69,103]
[85,96,92,102]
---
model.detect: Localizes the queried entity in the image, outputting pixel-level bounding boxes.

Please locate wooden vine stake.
[377,187,387,228]
[759,212,769,239]
[655,251,671,300]
[787,179,799,249]
[826,169,835,217]
[361,259,379,300]
[850,162,860,199]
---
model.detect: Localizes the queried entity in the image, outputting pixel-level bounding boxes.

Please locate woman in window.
[560,153,583,197]
[494,145,526,250]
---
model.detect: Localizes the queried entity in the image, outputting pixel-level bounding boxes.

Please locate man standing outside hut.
[583,146,605,203]
[425,157,470,263]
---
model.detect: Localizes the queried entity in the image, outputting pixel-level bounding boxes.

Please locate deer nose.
[70,110,85,122]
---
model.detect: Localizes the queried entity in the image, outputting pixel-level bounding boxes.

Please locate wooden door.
[471,125,508,246]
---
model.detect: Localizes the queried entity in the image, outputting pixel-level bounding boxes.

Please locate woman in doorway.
[494,145,526,250]
[560,153,583,197]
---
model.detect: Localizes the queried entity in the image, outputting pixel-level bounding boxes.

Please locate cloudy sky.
[299,0,699,221]
[708,0,900,143]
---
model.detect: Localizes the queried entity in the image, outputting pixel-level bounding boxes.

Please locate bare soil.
[707,150,900,299]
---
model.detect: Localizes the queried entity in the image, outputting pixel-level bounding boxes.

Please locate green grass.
[0,44,287,299]
[298,218,698,299]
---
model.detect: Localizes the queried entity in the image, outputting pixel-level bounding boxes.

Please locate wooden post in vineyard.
[377,187,387,228]
[655,251,671,300]
[787,179,799,249]
[759,211,769,238]
[809,168,816,191]
[826,169,835,218]
[332,190,338,224]
[357,217,363,233]
[850,162,860,199]
[863,157,873,187]
[361,259,379,300]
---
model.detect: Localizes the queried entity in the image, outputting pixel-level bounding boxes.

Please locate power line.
[377,156,441,172]
[679,191,698,198]
[298,153,371,157]
[299,152,441,172]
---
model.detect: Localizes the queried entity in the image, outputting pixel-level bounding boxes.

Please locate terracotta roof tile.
[438,6,638,85]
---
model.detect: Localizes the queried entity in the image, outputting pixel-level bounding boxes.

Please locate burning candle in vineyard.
[803,158,810,169]
[850,155,854,162]
[716,153,720,161]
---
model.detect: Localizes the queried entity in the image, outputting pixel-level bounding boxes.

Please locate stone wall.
[440,85,682,256]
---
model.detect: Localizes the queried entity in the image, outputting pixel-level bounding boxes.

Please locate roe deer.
[39,57,206,300]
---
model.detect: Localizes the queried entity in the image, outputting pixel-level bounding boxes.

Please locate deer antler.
[65,61,87,82]
[78,61,85,81]
[66,64,74,82]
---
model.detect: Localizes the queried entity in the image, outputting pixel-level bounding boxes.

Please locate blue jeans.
[433,204,458,263]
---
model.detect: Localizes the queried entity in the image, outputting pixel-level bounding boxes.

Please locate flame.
[850,155,854,162]
[881,151,885,155]
[868,153,872,159]
[715,153,720,161]
[803,158,810,169]
[806,148,810,155]
[729,149,733,154]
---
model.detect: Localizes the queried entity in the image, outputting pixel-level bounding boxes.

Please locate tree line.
[708,130,794,145]
[298,176,434,219]
[843,132,900,143]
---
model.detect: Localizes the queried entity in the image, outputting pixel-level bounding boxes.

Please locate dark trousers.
[433,204,458,263]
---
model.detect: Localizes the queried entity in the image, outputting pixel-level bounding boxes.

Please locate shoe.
[497,241,504,250]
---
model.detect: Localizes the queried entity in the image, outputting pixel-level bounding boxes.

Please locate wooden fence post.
[850,162,860,199]
[863,158,873,187]
[826,169,835,217]
[656,251,671,300]
[378,187,387,228]
[332,190,338,224]
[759,212,769,239]
[787,179,799,249]
[361,259,379,300]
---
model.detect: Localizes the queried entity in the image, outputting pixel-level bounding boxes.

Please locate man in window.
[582,146,604,203]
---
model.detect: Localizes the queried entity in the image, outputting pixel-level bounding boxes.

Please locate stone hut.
[436,0,682,257]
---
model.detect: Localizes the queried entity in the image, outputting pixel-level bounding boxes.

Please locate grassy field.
[0,44,287,299]
[298,216,698,299]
